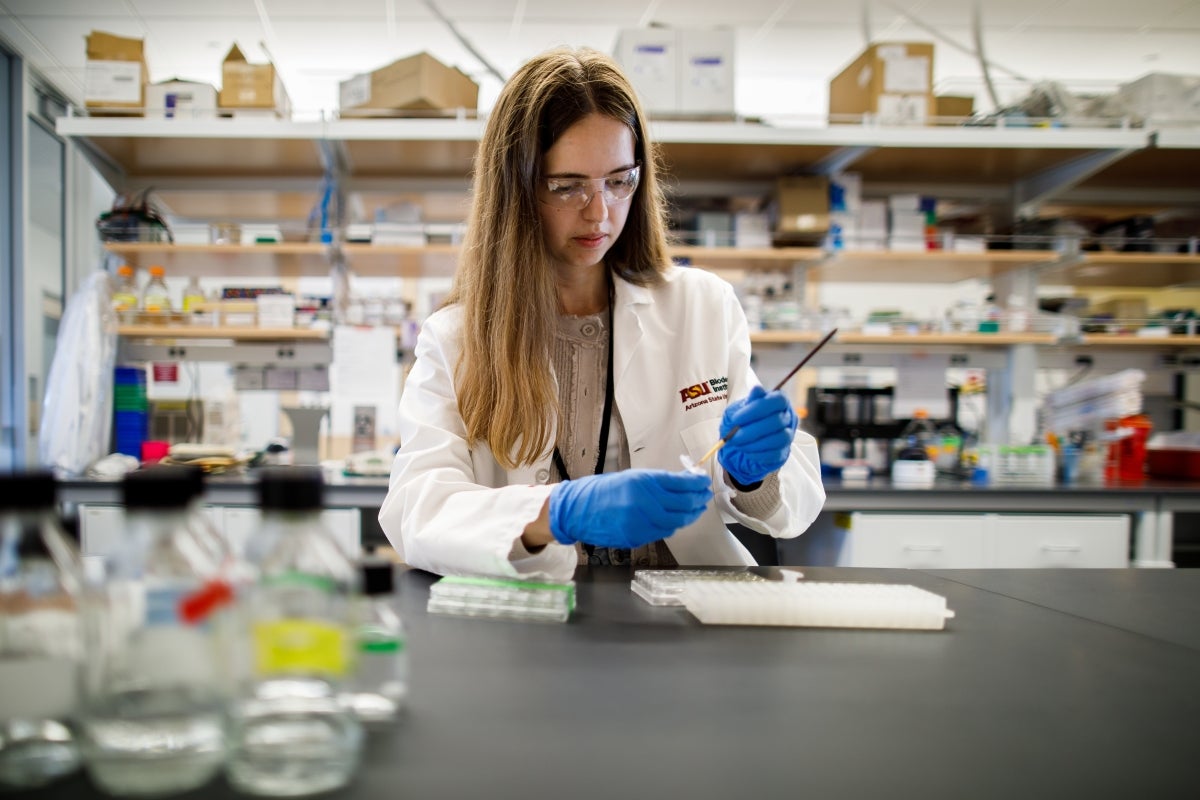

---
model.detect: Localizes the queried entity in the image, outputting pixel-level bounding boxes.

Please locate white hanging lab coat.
[378,266,825,583]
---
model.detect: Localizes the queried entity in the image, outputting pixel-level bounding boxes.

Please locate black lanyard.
[552,294,615,482]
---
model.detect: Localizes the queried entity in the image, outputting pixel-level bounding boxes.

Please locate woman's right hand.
[547,469,713,549]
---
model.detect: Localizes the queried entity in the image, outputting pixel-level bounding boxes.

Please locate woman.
[378,47,824,582]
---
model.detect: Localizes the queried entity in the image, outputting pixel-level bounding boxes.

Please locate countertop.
[16,566,1200,800]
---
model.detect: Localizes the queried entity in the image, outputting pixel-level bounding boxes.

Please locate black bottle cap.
[122,465,204,509]
[0,471,57,510]
[360,558,395,596]
[258,466,324,511]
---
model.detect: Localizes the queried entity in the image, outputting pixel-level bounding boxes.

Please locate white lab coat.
[378,266,825,583]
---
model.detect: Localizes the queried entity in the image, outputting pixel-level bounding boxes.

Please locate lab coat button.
[535,468,549,483]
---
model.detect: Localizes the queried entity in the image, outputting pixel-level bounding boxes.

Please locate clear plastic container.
[141,265,171,314]
[427,576,575,623]
[342,559,407,727]
[226,467,362,797]
[0,472,86,789]
[182,277,206,314]
[631,569,766,606]
[680,581,955,630]
[81,466,233,797]
[111,264,139,322]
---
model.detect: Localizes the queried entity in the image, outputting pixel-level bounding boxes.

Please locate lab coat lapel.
[612,278,651,451]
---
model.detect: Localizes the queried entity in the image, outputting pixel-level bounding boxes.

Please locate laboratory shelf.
[104,242,331,276]
[117,324,330,341]
[57,114,1173,189]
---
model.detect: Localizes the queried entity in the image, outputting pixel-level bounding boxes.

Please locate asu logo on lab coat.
[679,376,729,409]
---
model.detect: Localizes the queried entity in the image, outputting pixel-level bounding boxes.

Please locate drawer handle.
[1041,544,1082,552]
[904,544,944,552]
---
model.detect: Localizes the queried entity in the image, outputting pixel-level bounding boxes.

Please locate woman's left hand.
[718,385,797,486]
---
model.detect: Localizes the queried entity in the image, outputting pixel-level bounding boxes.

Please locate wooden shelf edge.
[118,325,330,340]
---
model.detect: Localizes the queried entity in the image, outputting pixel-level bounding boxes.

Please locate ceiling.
[3,0,1199,120]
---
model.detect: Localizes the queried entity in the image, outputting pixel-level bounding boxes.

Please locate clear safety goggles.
[536,164,641,210]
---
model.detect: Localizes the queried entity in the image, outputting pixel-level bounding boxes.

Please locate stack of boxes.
[613,27,735,117]
[113,366,149,459]
[83,32,290,118]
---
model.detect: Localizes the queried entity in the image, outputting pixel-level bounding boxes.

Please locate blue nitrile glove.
[548,469,713,549]
[718,385,798,486]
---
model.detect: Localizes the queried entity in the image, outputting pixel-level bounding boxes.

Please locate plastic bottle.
[933,422,963,474]
[81,466,232,797]
[111,264,139,322]
[898,409,938,459]
[226,467,362,797]
[141,265,172,314]
[342,558,407,727]
[182,276,206,315]
[0,472,85,789]
[1006,294,1030,332]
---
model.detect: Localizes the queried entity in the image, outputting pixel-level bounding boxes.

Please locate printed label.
[254,620,348,677]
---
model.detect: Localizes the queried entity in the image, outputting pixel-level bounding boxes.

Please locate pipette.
[695,327,838,467]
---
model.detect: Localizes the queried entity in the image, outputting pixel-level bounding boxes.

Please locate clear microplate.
[680,582,955,630]
[427,575,575,623]
[631,569,767,606]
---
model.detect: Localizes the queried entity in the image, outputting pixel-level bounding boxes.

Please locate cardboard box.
[146,79,217,119]
[615,27,735,116]
[219,44,290,116]
[614,28,678,115]
[775,176,830,237]
[339,52,478,114]
[829,42,934,125]
[678,29,735,115]
[1118,72,1200,126]
[935,94,974,123]
[84,30,147,115]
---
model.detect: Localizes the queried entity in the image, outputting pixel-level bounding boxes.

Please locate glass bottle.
[342,558,406,727]
[226,467,362,797]
[141,265,171,314]
[111,264,139,322]
[182,277,206,315]
[80,467,232,797]
[0,471,85,789]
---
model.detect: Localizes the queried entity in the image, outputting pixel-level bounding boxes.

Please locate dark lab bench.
[18,566,1200,799]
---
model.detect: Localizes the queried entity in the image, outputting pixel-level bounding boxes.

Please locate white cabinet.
[838,513,986,569]
[986,514,1128,568]
[795,511,1130,569]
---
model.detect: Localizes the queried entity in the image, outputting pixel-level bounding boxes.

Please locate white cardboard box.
[678,28,735,115]
[1118,72,1200,125]
[145,79,217,119]
[614,28,678,115]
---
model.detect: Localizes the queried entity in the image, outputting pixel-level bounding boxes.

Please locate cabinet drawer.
[988,514,1128,568]
[843,513,986,568]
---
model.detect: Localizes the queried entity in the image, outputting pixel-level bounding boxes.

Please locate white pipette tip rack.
[631,568,769,606]
[681,581,956,631]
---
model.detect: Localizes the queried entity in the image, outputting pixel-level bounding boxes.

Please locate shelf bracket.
[1013,147,1138,219]
[809,145,875,176]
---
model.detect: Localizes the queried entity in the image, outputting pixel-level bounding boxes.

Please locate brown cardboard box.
[775,176,830,236]
[85,30,147,115]
[935,94,975,123]
[338,52,478,114]
[219,44,290,116]
[1091,296,1150,321]
[829,42,935,125]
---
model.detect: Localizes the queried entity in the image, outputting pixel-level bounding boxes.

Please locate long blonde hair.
[446,47,672,469]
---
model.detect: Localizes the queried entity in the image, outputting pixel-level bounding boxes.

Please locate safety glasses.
[536,164,641,210]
